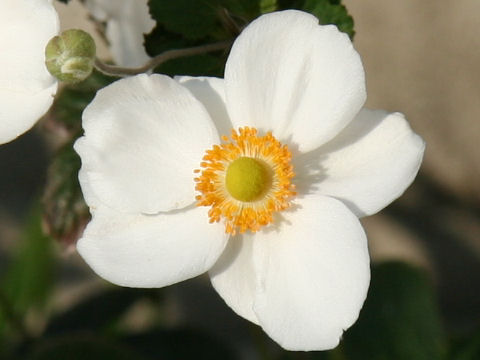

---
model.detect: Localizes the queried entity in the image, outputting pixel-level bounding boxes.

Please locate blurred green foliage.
[44,288,150,336]
[28,337,144,360]
[1,0,478,359]
[342,262,446,360]
[122,327,238,359]
[450,329,480,360]
[0,208,55,353]
[1,210,55,315]
[42,143,89,249]
[2,256,478,359]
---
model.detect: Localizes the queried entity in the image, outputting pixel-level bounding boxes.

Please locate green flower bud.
[45,29,96,84]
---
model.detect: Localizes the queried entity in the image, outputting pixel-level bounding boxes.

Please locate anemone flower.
[75,10,425,350]
[0,0,58,144]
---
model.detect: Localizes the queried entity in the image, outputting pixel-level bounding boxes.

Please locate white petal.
[294,109,425,217]
[209,234,259,324]
[176,76,232,137]
[252,195,370,351]
[77,205,228,287]
[77,149,101,210]
[86,0,155,67]
[225,10,365,152]
[0,0,59,144]
[75,74,219,214]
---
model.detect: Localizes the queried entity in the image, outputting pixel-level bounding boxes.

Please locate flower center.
[194,127,296,235]
[225,157,272,202]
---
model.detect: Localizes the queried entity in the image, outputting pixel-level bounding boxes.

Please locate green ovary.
[225,157,272,202]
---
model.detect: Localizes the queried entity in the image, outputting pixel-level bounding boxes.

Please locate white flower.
[75,10,425,351]
[0,0,59,144]
[85,0,155,67]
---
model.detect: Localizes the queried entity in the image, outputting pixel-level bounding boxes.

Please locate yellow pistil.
[194,127,296,235]
[225,157,272,202]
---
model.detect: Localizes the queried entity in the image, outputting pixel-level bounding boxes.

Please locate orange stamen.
[194,127,296,235]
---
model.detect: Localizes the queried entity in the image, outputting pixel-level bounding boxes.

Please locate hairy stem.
[94,40,232,77]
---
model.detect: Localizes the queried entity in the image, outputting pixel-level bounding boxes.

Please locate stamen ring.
[194,127,296,234]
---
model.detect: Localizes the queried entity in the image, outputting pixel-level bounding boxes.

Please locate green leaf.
[145,0,265,77]
[342,262,446,360]
[145,25,227,77]
[28,336,145,360]
[45,288,152,336]
[42,143,89,247]
[144,24,190,56]
[302,0,355,38]
[148,0,221,39]
[147,0,260,40]
[157,53,225,77]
